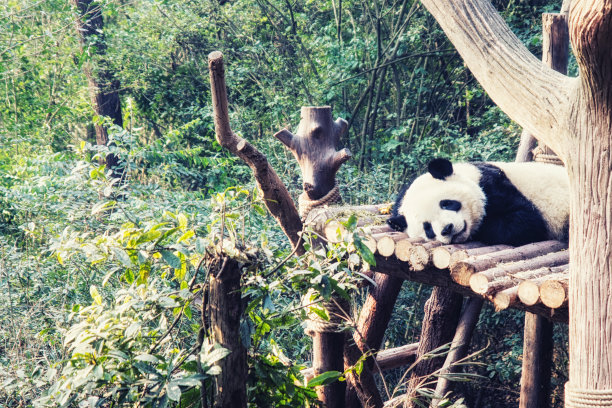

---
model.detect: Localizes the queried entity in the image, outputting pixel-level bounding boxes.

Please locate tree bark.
[313,332,347,408]
[403,287,463,407]
[519,312,553,408]
[345,272,404,407]
[208,256,247,408]
[275,107,350,203]
[418,0,612,402]
[72,0,122,171]
[207,52,304,254]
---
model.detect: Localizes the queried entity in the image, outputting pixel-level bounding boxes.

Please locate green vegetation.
[0,0,568,406]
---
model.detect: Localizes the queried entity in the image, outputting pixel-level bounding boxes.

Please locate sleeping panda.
[387,158,569,246]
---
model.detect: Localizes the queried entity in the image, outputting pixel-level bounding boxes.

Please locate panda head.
[388,158,486,244]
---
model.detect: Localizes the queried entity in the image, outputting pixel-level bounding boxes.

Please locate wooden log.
[369,224,396,235]
[518,268,568,306]
[303,343,419,380]
[373,232,408,257]
[469,250,569,285]
[432,297,484,406]
[540,276,569,309]
[493,286,520,311]
[432,242,486,269]
[208,256,247,408]
[448,244,512,271]
[469,251,569,294]
[313,332,346,407]
[409,241,444,271]
[451,241,567,286]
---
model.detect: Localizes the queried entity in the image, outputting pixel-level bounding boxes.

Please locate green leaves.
[307,371,342,387]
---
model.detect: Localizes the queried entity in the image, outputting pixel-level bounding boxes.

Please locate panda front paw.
[387,215,407,232]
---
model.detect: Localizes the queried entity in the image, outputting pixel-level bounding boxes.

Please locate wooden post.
[313,331,347,407]
[404,287,463,407]
[345,273,404,407]
[208,256,247,408]
[276,107,351,407]
[518,12,568,408]
[520,312,553,408]
[432,297,484,406]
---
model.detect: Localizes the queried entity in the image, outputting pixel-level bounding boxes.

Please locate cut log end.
[450,263,475,286]
[208,50,223,62]
[377,236,396,257]
[493,287,519,311]
[469,273,490,294]
[395,240,413,262]
[324,221,346,243]
[432,247,452,269]
[409,246,430,271]
[540,280,567,309]
[518,280,541,306]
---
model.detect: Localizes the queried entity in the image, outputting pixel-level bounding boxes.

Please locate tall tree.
[72,0,123,171]
[417,0,612,405]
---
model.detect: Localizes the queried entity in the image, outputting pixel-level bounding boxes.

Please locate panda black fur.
[387,158,569,246]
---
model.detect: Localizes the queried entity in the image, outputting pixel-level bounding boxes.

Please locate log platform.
[308,205,570,323]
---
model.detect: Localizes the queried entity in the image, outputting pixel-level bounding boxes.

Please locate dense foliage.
[1,0,569,406]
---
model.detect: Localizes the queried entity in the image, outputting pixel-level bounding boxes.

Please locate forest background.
[0,0,572,406]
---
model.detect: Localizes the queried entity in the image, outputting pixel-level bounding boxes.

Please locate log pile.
[310,207,570,322]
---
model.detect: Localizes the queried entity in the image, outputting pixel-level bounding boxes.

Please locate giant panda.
[387,158,569,246]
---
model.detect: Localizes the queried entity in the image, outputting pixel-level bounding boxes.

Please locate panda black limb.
[388,159,569,247]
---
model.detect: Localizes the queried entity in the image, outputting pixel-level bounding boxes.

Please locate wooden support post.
[432,297,484,406]
[404,287,463,407]
[313,331,347,408]
[345,273,404,407]
[520,312,553,408]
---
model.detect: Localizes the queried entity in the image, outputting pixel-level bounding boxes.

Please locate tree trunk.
[208,256,247,408]
[566,1,612,397]
[417,0,612,403]
[72,0,122,171]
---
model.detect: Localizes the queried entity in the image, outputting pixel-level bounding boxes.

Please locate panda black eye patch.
[440,199,462,212]
[423,222,436,239]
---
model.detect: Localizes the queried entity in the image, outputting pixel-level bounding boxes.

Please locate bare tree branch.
[419,0,576,159]
[208,51,304,255]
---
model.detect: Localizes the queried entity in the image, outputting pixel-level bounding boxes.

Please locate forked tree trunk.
[72,0,123,171]
[417,0,612,403]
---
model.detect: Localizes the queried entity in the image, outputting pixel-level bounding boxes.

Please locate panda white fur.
[387,158,569,246]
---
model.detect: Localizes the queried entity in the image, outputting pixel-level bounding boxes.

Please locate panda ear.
[428,158,454,180]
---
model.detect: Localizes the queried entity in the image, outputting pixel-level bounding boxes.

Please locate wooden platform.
[307,205,569,323]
